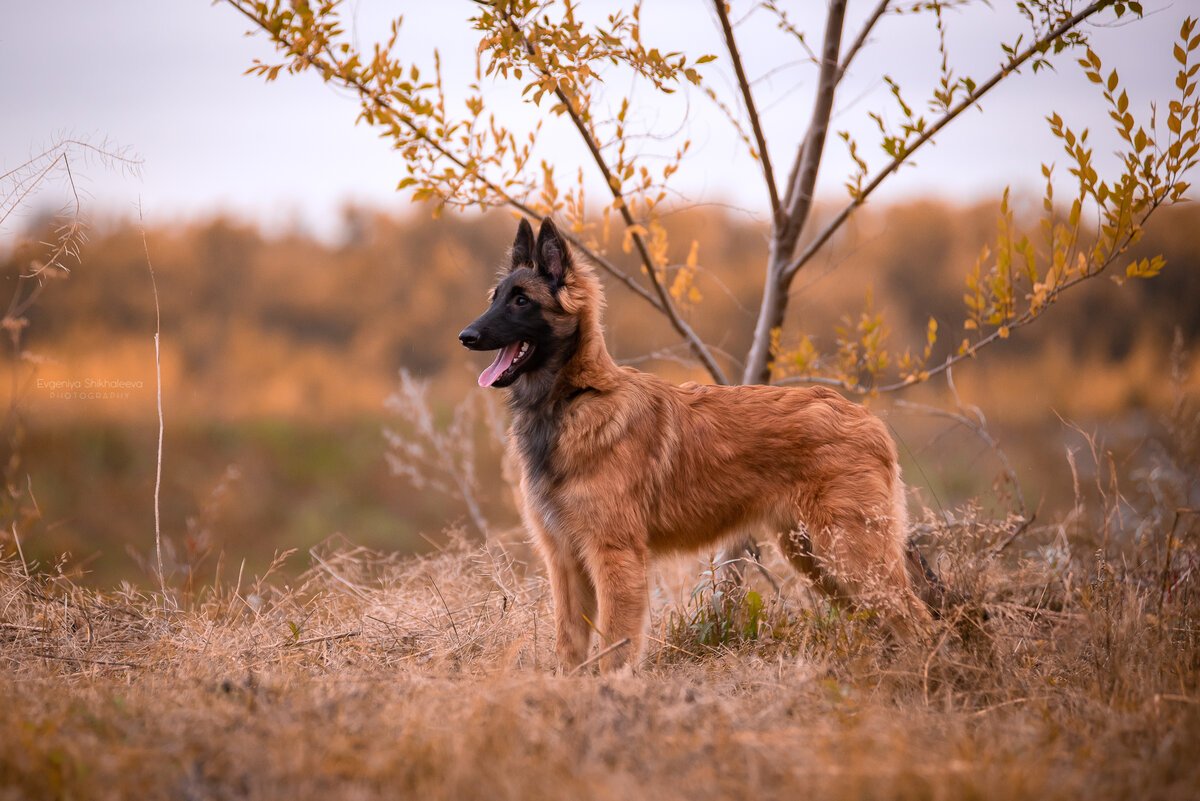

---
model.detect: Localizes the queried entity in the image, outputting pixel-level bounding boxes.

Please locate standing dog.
[460,217,941,671]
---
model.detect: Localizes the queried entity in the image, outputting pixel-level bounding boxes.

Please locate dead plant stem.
[138,204,168,607]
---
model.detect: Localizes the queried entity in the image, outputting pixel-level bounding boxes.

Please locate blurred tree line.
[6,200,1198,418]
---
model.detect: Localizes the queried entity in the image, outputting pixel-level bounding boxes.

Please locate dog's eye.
[514,295,529,307]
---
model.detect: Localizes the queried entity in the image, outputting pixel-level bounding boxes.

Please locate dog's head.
[459,216,580,389]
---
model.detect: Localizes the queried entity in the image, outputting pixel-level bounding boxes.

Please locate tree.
[222,0,1197,395]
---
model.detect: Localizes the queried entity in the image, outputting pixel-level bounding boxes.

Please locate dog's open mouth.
[478,341,534,387]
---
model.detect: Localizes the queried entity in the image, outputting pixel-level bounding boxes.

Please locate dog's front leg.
[585,542,648,672]
[540,541,596,672]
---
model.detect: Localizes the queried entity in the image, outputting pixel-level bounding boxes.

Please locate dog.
[460,216,944,671]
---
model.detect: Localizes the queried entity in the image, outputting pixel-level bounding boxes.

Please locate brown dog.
[460,217,938,671]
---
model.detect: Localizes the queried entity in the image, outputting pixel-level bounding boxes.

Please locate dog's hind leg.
[783,500,932,639]
[777,526,844,601]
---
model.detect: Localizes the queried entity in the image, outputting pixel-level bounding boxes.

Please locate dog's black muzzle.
[458,322,484,350]
[458,312,498,351]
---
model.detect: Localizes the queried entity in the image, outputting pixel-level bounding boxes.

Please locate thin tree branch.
[834,0,890,87]
[987,513,1037,560]
[780,0,1107,283]
[499,8,729,384]
[713,0,782,227]
[221,1,665,318]
[780,0,847,235]
[33,651,145,670]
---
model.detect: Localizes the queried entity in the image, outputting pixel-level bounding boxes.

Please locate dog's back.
[546,375,898,548]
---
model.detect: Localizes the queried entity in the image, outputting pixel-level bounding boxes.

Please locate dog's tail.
[904,539,969,618]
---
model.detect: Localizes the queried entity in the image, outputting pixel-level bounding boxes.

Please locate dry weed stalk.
[383,370,513,538]
[137,201,167,606]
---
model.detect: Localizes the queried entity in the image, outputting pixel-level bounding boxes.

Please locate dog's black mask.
[459,217,573,389]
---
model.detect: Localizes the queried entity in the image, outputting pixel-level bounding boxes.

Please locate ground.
[2,508,1197,801]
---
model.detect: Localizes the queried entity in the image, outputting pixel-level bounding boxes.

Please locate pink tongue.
[478,342,522,387]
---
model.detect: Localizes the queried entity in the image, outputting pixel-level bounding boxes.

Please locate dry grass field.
[3,470,1197,801]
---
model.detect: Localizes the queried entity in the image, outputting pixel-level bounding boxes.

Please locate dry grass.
[2,483,1197,801]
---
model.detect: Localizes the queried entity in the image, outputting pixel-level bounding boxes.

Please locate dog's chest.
[512,408,560,487]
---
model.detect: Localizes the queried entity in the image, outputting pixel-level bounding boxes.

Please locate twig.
[222,1,676,336]
[970,696,1045,717]
[644,633,702,661]
[922,607,962,706]
[308,549,371,600]
[139,202,168,607]
[430,577,461,646]
[984,602,1080,621]
[892,369,1027,521]
[713,0,781,226]
[988,513,1037,560]
[569,637,631,675]
[777,215,1149,395]
[288,629,362,648]
[717,554,781,595]
[33,651,144,670]
[1156,693,1200,705]
[11,523,30,580]
[834,0,890,87]
[1161,508,1198,609]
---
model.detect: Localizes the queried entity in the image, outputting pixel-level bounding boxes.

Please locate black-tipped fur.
[511,217,534,268]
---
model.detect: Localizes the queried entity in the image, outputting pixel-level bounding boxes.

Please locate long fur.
[461,217,936,671]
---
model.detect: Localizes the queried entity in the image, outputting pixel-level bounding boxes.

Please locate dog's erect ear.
[510,217,535,269]
[535,216,571,291]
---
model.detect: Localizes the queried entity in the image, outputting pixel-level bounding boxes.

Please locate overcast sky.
[1,1,1191,246]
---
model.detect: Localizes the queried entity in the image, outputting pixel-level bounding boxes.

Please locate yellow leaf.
[621,224,647,254]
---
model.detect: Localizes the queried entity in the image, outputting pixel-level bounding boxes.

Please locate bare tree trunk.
[742,0,847,386]
[742,242,792,385]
